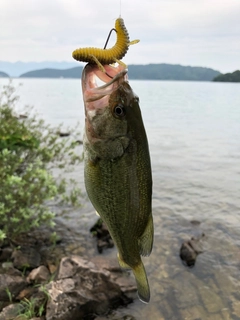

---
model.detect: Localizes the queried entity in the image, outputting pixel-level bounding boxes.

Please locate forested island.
[19,67,82,79]
[213,70,240,82]
[18,63,220,81]
[128,64,220,81]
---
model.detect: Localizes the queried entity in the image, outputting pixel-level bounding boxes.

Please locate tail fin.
[132,261,150,303]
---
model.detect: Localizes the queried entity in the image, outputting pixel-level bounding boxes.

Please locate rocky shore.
[0,222,137,320]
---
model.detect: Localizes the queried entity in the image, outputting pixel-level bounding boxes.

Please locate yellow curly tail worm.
[72,18,139,72]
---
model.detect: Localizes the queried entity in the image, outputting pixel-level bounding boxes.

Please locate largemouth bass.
[82,63,153,303]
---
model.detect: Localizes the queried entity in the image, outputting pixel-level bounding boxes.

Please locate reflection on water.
[1,78,240,319]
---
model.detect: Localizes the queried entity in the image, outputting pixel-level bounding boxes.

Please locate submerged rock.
[180,234,204,267]
[90,219,114,253]
[46,256,136,320]
[58,132,71,137]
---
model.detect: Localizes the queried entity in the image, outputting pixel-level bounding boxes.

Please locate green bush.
[0,82,83,240]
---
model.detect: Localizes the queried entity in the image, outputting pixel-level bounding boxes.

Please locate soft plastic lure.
[72,18,139,72]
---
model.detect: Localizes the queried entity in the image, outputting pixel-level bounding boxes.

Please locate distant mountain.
[213,70,240,82]
[0,61,80,77]
[128,64,221,81]
[19,63,221,81]
[0,71,9,78]
[20,67,83,78]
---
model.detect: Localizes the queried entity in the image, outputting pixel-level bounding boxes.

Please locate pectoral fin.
[138,214,154,257]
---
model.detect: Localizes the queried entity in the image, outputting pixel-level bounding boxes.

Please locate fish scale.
[82,63,153,303]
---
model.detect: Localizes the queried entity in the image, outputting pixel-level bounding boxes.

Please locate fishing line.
[119,0,122,17]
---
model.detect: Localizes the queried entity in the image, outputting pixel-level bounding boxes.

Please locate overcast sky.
[1,0,240,73]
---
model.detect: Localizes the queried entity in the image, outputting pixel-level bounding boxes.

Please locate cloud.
[0,0,239,72]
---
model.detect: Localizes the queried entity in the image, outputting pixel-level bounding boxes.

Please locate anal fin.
[117,253,131,270]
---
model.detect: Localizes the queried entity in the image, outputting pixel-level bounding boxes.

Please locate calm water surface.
[1,78,240,319]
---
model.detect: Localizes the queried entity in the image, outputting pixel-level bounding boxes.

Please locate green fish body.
[82,64,153,303]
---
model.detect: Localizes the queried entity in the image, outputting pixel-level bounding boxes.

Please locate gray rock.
[0,303,24,320]
[45,256,136,320]
[12,246,41,270]
[91,256,136,299]
[0,273,27,301]
[27,265,50,284]
[1,266,22,277]
[0,247,13,262]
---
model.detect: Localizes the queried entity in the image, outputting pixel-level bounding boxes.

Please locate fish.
[82,63,153,303]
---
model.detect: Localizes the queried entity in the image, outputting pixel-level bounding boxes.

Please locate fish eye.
[114,104,126,117]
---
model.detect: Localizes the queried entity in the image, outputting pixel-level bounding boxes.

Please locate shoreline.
[0,219,137,320]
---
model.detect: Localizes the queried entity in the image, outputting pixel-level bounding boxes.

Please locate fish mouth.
[81,64,128,108]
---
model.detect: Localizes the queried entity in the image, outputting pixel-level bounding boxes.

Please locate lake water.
[1,78,240,319]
